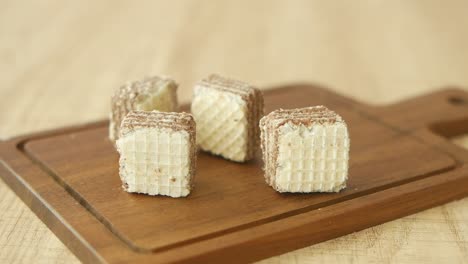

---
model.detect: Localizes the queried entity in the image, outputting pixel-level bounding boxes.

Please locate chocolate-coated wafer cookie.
[116,110,196,197]
[260,106,350,193]
[191,74,264,162]
[109,76,178,142]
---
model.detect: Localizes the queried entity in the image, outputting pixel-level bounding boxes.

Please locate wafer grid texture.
[118,129,190,197]
[109,76,178,142]
[191,74,263,162]
[192,89,248,161]
[116,111,196,198]
[261,106,350,193]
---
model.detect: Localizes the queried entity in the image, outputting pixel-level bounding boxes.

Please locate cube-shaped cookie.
[116,111,196,197]
[110,76,178,142]
[260,106,350,193]
[191,74,264,162]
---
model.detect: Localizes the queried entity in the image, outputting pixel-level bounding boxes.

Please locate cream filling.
[109,80,178,142]
[135,81,178,112]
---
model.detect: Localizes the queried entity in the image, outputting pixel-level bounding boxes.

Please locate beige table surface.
[1,1,468,263]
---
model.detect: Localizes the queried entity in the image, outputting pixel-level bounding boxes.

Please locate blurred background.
[1,0,468,138]
[1,1,468,263]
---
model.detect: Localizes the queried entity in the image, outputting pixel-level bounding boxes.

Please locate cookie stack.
[110,74,350,197]
[192,74,263,162]
[117,111,196,198]
[260,106,349,193]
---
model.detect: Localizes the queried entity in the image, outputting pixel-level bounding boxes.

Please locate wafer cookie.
[191,74,264,162]
[109,76,178,142]
[116,110,196,197]
[260,106,350,193]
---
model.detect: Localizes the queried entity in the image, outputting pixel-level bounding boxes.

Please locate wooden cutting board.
[1,84,468,263]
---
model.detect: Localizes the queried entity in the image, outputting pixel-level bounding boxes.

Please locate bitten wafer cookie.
[116,111,196,197]
[109,76,178,142]
[191,74,264,162]
[260,106,350,193]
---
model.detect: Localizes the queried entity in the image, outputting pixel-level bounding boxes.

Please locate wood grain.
[1,86,468,263]
[1,1,468,263]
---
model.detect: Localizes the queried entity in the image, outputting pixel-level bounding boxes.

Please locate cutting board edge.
[18,131,460,252]
[1,149,468,263]
[1,85,468,263]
